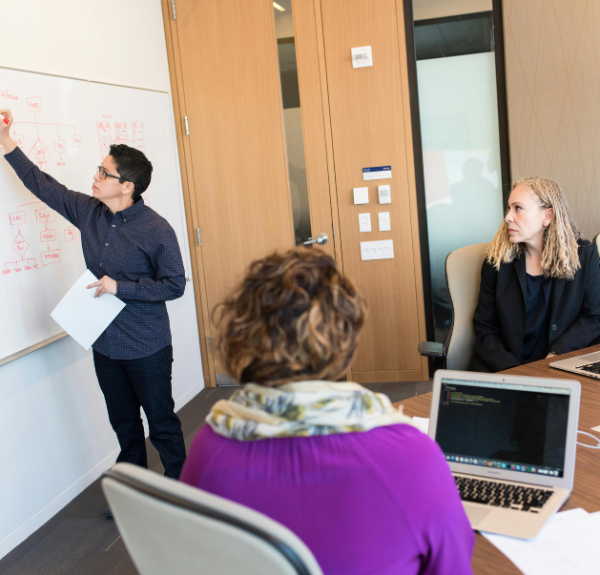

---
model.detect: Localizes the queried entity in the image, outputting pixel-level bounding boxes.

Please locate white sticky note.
[358,213,371,232]
[351,46,373,68]
[51,270,126,350]
[378,184,391,204]
[353,187,369,205]
[592,425,600,433]
[378,212,391,231]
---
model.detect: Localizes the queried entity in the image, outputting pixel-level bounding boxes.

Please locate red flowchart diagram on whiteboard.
[0,96,83,168]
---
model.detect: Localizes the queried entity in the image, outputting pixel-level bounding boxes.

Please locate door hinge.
[184,115,189,135]
[171,0,177,20]
[332,223,335,239]
[208,337,213,353]
[196,227,201,246]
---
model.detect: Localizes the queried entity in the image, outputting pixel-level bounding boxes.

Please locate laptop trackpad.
[464,504,492,527]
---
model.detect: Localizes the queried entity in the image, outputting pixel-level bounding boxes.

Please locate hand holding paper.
[51,270,126,350]
[87,275,117,298]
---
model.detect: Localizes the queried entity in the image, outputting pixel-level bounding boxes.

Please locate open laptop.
[550,350,600,379]
[429,370,581,539]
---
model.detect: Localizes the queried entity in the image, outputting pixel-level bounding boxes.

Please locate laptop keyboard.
[455,476,553,512]
[577,361,600,376]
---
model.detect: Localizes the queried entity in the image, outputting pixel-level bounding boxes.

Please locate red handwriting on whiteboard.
[9,211,27,225]
[115,122,128,141]
[40,229,56,242]
[41,250,61,266]
[35,208,55,223]
[131,121,145,152]
[26,97,42,112]
[64,227,80,242]
[29,141,51,166]
[3,258,38,274]
[54,139,66,153]
[11,232,30,257]
[1,90,18,100]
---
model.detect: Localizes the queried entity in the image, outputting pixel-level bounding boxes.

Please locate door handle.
[303,233,328,246]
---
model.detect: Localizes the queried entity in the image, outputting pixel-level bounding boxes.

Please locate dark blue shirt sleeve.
[116,225,186,302]
[3,146,96,229]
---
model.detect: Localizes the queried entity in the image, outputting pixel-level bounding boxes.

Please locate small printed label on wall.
[363,166,391,180]
[351,46,373,68]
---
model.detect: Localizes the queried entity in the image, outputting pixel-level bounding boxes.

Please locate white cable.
[576,430,600,449]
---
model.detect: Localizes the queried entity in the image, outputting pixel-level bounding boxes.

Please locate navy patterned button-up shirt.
[4,147,186,360]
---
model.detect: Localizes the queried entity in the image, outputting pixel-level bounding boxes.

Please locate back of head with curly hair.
[213,247,367,386]
[487,177,581,279]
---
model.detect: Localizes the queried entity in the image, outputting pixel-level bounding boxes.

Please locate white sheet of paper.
[51,270,126,350]
[412,417,429,434]
[482,508,600,575]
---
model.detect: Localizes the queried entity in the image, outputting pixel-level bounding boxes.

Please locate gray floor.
[0,380,432,575]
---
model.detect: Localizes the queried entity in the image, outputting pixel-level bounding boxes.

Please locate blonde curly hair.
[487,177,581,279]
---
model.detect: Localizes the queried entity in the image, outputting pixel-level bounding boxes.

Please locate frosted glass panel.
[274,1,312,245]
[417,52,504,337]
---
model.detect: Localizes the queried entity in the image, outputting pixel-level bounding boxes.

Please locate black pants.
[93,345,186,479]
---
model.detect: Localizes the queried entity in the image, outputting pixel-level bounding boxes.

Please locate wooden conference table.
[395,344,600,575]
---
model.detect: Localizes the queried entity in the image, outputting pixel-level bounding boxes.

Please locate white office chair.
[101,463,323,575]
[419,242,490,370]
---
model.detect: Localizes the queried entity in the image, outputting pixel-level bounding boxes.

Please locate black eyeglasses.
[97,165,121,181]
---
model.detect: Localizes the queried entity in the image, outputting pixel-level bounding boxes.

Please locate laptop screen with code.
[435,379,571,478]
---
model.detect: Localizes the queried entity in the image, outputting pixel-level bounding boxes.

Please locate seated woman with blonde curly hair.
[472,177,600,372]
[180,247,474,575]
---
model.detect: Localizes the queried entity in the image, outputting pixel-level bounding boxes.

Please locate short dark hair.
[214,247,367,386]
[109,144,153,201]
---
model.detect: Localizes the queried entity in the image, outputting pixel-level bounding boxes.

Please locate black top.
[472,239,600,372]
[519,274,553,363]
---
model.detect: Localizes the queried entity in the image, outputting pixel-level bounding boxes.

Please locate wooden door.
[318,0,429,382]
[163,0,428,386]
[163,0,337,385]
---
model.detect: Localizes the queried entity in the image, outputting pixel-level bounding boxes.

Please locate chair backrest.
[445,242,490,370]
[101,463,323,575]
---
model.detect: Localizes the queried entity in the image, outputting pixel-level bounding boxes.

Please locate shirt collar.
[103,198,145,221]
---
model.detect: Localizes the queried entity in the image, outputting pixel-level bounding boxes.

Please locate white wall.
[0,0,203,559]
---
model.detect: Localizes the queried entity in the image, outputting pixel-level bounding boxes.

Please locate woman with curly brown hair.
[472,177,600,372]
[180,247,474,575]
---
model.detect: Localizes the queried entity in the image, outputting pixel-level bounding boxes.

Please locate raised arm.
[0,109,95,228]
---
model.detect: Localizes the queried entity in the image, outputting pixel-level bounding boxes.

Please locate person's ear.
[122,181,135,196]
[543,207,553,228]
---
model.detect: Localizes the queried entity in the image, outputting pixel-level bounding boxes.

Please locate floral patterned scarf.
[206,380,421,441]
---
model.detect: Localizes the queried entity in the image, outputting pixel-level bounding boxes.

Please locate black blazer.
[472,239,600,372]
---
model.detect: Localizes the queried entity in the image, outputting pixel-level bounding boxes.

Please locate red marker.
[1,116,8,125]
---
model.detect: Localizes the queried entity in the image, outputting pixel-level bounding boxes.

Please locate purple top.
[180,423,474,574]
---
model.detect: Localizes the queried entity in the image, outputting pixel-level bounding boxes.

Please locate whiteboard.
[0,67,192,362]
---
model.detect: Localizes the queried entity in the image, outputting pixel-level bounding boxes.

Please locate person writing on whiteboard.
[0,109,187,517]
